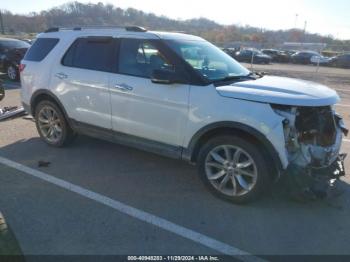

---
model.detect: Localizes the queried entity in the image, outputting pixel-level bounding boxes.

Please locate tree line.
[1,1,349,51]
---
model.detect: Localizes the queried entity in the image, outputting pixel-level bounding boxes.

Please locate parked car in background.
[0,38,30,80]
[330,53,350,68]
[291,51,320,64]
[261,49,290,63]
[222,48,238,59]
[22,39,33,45]
[310,55,333,66]
[283,50,297,57]
[235,49,272,64]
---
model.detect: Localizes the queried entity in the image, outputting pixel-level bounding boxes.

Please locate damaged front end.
[272,104,348,199]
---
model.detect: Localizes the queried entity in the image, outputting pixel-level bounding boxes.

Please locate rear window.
[24,38,59,62]
[62,37,115,72]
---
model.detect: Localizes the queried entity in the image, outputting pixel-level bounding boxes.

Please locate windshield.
[165,39,250,82]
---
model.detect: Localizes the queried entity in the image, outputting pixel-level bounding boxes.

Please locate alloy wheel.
[37,106,63,144]
[205,145,258,196]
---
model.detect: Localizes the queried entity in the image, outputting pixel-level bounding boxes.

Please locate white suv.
[20,26,347,203]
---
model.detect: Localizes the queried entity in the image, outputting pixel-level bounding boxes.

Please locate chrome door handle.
[114,83,133,91]
[55,72,68,79]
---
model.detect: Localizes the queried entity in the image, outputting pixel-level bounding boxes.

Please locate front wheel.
[197,136,270,203]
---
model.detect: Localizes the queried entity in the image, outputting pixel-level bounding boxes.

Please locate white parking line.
[344,139,350,143]
[0,156,264,262]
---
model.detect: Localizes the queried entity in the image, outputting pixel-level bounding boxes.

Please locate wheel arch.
[30,89,70,122]
[182,122,283,179]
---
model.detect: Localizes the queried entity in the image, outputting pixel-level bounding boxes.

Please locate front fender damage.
[272,104,348,200]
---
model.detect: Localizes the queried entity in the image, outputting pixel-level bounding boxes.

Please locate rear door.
[50,36,116,129]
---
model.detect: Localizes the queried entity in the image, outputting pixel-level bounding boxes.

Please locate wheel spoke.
[233,149,241,164]
[210,151,226,164]
[208,170,226,180]
[236,175,249,190]
[45,127,53,138]
[223,146,231,161]
[38,117,49,124]
[218,174,230,189]
[206,161,225,170]
[237,160,253,169]
[42,109,50,119]
[40,123,51,129]
[231,176,237,195]
[238,169,255,178]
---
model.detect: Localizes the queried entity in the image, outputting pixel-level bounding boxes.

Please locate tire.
[197,135,270,204]
[34,100,75,147]
[7,64,18,81]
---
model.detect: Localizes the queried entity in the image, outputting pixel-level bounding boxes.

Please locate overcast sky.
[1,0,350,39]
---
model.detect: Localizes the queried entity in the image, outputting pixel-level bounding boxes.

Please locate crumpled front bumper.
[285,153,346,199]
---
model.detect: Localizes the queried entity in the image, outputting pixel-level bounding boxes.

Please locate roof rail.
[125,26,147,32]
[44,26,147,33]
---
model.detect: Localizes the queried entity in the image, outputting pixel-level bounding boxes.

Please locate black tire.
[34,100,76,147]
[197,135,270,204]
[7,64,19,81]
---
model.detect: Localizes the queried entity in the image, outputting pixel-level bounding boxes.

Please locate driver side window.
[118,39,174,78]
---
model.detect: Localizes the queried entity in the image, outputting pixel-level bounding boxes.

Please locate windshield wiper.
[212,73,255,83]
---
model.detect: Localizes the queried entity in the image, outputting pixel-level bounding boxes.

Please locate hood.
[216,76,340,106]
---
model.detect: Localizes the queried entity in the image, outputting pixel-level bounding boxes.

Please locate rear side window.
[24,38,59,61]
[62,37,115,72]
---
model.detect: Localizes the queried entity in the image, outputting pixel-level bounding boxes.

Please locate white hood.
[216,76,340,106]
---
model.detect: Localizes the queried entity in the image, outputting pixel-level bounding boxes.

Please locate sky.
[1,0,350,39]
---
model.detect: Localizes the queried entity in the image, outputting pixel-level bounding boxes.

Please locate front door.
[109,38,189,146]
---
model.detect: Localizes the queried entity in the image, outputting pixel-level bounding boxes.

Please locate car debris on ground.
[0,83,26,121]
[38,160,51,168]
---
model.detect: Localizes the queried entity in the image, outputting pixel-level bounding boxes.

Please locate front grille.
[295,106,336,147]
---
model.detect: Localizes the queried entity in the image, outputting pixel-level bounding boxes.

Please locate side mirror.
[151,69,180,84]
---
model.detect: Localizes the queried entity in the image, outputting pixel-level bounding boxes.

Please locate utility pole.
[301,20,307,49]
[0,10,4,34]
[294,14,299,29]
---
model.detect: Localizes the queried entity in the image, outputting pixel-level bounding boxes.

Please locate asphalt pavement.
[1,69,350,259]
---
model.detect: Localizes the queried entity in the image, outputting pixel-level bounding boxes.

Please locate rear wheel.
[197,136,270,203]
[34,100,75,147]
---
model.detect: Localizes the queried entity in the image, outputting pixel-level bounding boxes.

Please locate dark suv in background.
[331,53,350,68]
[0,38,30,81]
[291,51,320,64]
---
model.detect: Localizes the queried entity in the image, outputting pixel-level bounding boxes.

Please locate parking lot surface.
[1,65,350,258]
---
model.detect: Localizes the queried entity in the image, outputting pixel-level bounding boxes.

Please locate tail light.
[19,63,26,73]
